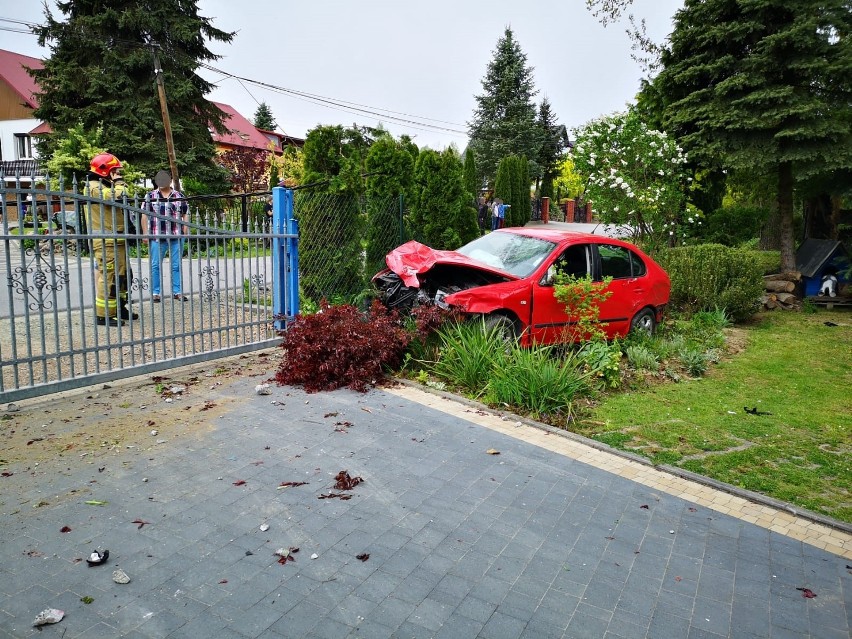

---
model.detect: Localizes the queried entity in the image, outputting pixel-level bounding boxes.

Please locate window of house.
[14,134,33,160]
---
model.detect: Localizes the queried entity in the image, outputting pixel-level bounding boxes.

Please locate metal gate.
[0,174,298,403]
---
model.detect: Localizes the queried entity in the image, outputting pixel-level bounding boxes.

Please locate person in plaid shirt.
[141,170,189,302]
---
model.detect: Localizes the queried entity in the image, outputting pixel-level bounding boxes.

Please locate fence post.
[541,197,550,224]
[272,187,298,331]
[241,194,248,233]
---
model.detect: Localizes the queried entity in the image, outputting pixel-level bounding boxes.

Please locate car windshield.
[456,231,557,278]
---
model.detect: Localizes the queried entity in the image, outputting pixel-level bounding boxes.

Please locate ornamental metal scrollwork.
[200,265,219,301]
[8,246,70,311]
[131,275,149,293]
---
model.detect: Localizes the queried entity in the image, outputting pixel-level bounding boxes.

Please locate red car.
[373,227,670,345]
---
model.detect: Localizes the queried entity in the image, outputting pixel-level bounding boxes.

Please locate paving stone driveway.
[1,371,849,638]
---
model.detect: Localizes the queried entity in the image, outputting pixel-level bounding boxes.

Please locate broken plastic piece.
[260,524,270,532]
[86,549,109,566]
[256,384,271,395]
[32,608,64,626]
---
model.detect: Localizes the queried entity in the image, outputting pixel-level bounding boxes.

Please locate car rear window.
[457,232,557,278]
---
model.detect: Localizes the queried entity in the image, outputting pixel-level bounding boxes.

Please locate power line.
[199,63,468,137]
[0,14,469,139]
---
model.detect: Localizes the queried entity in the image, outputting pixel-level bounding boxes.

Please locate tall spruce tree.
[253,102,276,130]
[656,0,852,270]
[30,0,233,183]
[468,27,543,185]
[536,98,567,201]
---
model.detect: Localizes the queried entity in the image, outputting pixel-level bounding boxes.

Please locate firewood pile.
[761,272,800,310]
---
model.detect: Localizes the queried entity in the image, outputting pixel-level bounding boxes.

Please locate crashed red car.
[372,227,670,345]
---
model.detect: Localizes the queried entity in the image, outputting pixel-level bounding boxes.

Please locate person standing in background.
[141,170,189,302]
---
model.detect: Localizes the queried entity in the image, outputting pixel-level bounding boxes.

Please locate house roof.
[211,102,279,151]
[0,48,43,109]
[795,238,849,277]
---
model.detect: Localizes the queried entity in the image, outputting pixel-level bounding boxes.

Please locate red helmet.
[90,153,123,178]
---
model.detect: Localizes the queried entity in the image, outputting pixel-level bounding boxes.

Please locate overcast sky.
[0,0,683,150]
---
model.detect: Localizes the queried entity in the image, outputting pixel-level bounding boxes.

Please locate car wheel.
[630,308,657,336]
[483,314,517,343]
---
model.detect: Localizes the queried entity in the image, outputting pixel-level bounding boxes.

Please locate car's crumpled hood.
[385,240,515,287]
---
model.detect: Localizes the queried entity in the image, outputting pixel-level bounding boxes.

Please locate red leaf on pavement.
[218,579,228,584]
[233,480,246,486]
[251,461,264,466]
[318,492,352,500]
[688,507,697,512]
[1,472,12,477]
[278,481,308,488]
[675,576,682,582]
[356,553,370,562]
[639,504,649,509]
[797,587,817,598]
[60,526,72,533]
[132,519,151,529]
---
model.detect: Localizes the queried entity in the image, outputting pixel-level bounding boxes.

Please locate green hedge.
[657,244,764,322]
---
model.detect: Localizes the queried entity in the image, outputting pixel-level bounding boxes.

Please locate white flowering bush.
[572,109,695,253]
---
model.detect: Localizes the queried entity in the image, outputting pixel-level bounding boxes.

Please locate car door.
[595,243,649,338]
[528,242,593,344]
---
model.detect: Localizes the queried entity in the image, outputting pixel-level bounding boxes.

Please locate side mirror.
[540,265,557,287]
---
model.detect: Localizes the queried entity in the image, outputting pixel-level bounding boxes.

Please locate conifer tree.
[468,27,543,185]
[253,102,276,130]
[30,0,233,183]
[463,147,478,204]
[365,135,414,276]
[536,98,566,200]
[656,0,852,270]
[411,148,478,249]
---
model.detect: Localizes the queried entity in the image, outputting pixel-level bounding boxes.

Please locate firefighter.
[87,153,137,326]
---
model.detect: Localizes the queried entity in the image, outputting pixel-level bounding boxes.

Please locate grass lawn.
[576,309,852,523]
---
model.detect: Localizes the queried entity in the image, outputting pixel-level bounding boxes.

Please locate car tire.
[483,314,517,343]
[630,308,657,336]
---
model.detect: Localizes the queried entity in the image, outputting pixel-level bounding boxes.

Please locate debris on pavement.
[255,384,271,395]
[86,549,109,566]
[84,500,108,506]
[797,587,817,598]
[356,553,370,562]
[32,608,64,626]
[318,492,352,501]
[131,519,151,529]
[60,526,72,533]
[112,569,130,584]
[260,523,270,532]
[486,448,501,455]
[334,470,363,490]
[311,553,318,560]
[278,481,309,489]
[233,480,246,486]
[275,547,299,565]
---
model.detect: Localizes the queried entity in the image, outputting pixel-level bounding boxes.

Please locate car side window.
[599,244,634,279]
[555,244,591,279]
[629,250,647,277]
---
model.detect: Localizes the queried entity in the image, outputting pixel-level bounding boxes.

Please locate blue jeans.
[149,237,183,296]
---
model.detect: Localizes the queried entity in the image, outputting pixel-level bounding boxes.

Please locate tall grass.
[431,320,505,397]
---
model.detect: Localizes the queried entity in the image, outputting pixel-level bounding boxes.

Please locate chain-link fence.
[293,189,412,309]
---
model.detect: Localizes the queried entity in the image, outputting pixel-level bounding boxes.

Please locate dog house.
[795,238,850,297]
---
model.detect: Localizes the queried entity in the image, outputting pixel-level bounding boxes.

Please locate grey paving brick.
[479,610,528,639]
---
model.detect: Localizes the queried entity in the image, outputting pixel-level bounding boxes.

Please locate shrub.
[692,205,770,246]
[431,319,504,396]
[657,243,764,322]
[487,344,589,417]
[275,300,413,392]
[679,347,708,377]
[576,340,623,389]
[625,344,660,371]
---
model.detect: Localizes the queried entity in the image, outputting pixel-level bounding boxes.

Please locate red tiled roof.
[211,101,278,151]
[29,121,52,135]
[0,48,44,109]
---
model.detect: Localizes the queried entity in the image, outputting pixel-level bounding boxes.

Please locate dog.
[819,273,838,298]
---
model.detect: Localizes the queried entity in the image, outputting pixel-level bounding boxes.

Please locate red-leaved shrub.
[275,300,415,393]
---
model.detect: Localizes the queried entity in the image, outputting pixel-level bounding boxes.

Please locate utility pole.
[151,45,181,191]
